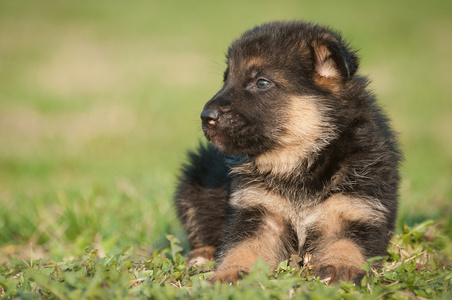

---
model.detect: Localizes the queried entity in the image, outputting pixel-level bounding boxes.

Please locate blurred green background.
[0,0,451,260]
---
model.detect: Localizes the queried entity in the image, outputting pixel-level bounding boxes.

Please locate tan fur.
[254,96,337,174]
[215,242,257,275]
[313,44,339,78]
[314,239,366,284]
[314,194,387,236]
[230,184,292,215]
[211,189,379,283]
[311,42,343,90]
[318,239,365,264]
[229,184,386,257]
[208,184,386,284]
[229,184,312,255]
[210,215,288,283]
[187,246,216,266]
[310,194,383,284]
[245,57,265,70]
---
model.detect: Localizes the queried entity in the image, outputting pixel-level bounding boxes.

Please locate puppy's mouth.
[201,124,216,141]
[200,109,247,154]
[201,119,226,146]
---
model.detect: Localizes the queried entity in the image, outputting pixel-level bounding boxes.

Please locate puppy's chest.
[230,183,323,247]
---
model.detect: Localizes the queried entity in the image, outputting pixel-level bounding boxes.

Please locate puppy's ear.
[310,36,359,90]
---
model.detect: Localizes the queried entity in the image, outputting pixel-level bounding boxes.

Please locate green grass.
[0,0,451,298]
[1,223,451,299]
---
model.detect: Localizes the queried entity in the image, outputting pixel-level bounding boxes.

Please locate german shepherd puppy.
[175,21,402,285]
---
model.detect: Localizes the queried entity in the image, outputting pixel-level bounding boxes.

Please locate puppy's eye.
[256,79,271,89]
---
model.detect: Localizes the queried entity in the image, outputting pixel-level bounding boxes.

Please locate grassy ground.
[0,0,451,298]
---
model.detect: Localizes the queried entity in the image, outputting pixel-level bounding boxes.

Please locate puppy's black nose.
[201,110,219,126]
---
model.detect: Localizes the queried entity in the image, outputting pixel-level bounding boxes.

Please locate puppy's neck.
[253,145,314,175]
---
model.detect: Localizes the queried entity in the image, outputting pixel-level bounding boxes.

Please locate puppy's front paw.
[315,262,365,285]
[207,266,249,284]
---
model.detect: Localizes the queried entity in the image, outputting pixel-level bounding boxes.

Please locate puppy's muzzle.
[201,109,219,127]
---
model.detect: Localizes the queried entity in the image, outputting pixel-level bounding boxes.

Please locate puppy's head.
[201,21,359,161]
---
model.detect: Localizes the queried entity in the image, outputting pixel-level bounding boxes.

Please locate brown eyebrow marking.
[249,69,258,79]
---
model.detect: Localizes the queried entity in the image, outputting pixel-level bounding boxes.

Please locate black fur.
[174,21,402,284]
[175,143,230,249]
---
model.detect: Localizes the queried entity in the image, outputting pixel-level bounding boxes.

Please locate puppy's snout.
[201,109,219,127]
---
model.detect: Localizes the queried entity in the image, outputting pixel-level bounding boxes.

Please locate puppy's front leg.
[208,206,289,284]
[311,194,390,285]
